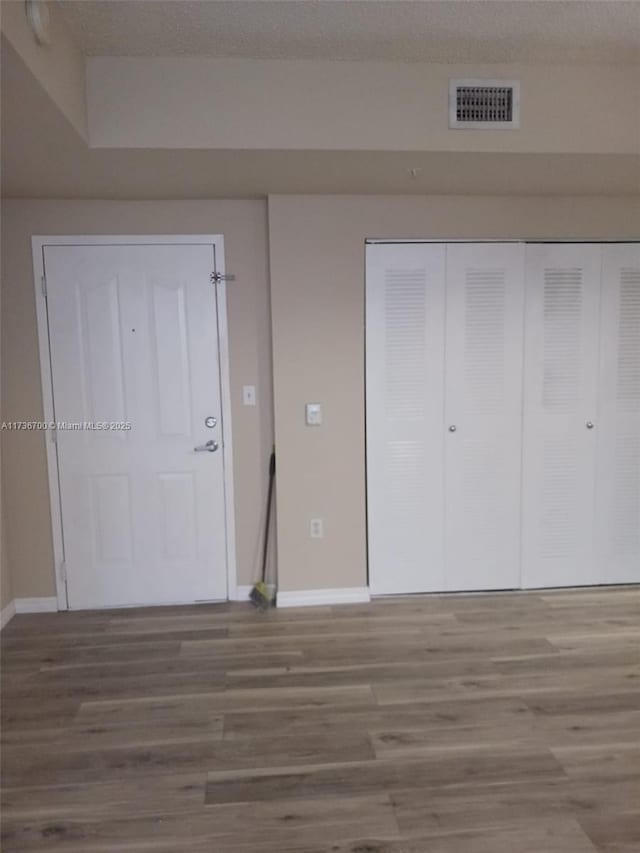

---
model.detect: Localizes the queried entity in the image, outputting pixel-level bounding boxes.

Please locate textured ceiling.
[58,0,640,64]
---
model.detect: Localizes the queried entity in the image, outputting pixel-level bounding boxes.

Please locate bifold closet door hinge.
[210,272,236,284]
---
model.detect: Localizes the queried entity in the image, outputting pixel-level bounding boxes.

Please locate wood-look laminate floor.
[1,587,639,852]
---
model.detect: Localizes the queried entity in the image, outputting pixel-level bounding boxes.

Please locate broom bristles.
[249,581,272,609]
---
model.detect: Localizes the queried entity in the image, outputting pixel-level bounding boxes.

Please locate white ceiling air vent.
[449,79,520,130]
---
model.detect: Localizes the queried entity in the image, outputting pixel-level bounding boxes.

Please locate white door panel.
[595,245,640,584]
[444,243,525,591]
[366,243,446,594]
[45,243,227,609]
[521,244,601,588]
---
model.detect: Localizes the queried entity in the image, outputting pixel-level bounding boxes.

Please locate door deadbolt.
[205,416,217,428]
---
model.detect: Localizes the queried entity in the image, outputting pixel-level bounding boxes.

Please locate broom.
[249,447,276,609]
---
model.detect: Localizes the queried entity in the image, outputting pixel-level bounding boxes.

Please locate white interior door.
[44,242,228,609]
[444,243,525,591]
[595,244,640,585]
[521,244,602,588]
[366,243,446,594]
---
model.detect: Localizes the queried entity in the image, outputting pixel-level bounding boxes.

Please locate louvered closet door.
[521,244,602,588]
[366,244,446,594]
[443,244,525,591]
[595,244,640,585]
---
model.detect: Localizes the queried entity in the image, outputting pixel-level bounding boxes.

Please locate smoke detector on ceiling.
[449,79,520,130]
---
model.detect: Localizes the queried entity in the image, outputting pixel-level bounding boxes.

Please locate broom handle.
[261,450,276,584]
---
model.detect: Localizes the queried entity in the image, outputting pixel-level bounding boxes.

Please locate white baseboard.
[277,587,371,608]
[0,599,16,629]
[232,585,253,601]
[14,597,58,614]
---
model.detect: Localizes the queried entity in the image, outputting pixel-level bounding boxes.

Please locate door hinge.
[41,275,47,299]
[210,272,236,284]
[50,427,57,444]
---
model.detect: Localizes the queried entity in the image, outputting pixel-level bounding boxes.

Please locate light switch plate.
[305,402,322,426]
[310,518,324,538]
[242,385,256,406]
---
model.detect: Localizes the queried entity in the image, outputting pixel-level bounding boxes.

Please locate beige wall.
[0,214,10,610]
[3,194,639,603]
[268,194,640,593]
[1,514,11,611]
[1,200,273,600]
[87,59,639,155]
[1,0,87,139]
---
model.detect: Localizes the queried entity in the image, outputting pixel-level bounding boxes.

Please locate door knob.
[194,439,219,453]
[586,421,595,429]
[448,425,457,432]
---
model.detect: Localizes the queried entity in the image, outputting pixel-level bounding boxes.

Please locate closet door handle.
[448,425,457,433]
[586,421,595,429]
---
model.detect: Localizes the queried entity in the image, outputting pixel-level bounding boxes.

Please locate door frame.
[32,235,238,610]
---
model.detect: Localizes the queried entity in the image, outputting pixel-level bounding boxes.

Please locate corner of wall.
[1,0,89,140]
